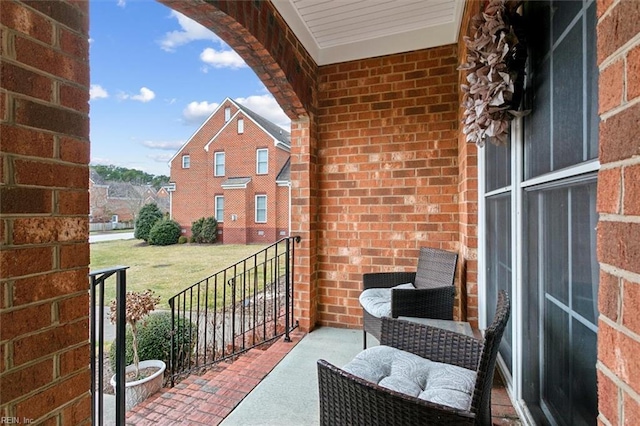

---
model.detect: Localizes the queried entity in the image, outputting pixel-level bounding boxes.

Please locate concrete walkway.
[221,327,365,426]
[89,231,135,243]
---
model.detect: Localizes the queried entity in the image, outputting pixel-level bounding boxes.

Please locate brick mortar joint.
[599,33,640,71]
[598,213,640,224]
[599,262,640,286]
[597,360,640,405]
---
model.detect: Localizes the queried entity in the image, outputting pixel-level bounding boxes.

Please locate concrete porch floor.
[123,327,521,425]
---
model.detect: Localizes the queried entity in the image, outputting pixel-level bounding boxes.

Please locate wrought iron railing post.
[115,268,127,426]
[169,297,175,388]
[90,266,128,426]
[284,237,291,342]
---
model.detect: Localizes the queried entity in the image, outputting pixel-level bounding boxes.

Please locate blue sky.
[89,0,290,177]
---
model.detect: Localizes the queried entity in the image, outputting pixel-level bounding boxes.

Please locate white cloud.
[119,87,156,103]
[141,140,185,150]
[159,11,220,52]
[182,101,219,125]
[90,84,109,100]
[148,153,174,163]
[235,95,290,131]
[200,48,247,70]
[117,0,126,8]
[90,157,112,166]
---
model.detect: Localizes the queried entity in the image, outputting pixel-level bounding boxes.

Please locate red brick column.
[0,1,91,423]
[596,0,640,423]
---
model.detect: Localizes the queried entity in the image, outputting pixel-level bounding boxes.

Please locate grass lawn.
[90,239,268,309]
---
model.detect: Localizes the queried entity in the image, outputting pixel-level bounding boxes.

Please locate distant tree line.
[91,165,169,190]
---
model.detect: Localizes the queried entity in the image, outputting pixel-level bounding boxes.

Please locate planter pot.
[110,359,166,411]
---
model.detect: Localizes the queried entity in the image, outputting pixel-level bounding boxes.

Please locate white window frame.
[215,195,224,223]
[256,148,268,175]
[214,152,225,176]
[224,106,231,122]
[182,154,190,169]
[237,118,244,134]
[255,195,267,223]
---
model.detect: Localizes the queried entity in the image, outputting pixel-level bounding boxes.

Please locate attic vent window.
[224,106,231,122]
[182,155,190,169]
[238,118,244,134]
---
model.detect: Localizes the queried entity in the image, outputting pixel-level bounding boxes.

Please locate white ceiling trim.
[272,0,465,66]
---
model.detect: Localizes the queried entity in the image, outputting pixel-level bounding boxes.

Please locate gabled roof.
[276,158,291,184]
[204,100,291,152]
[89,169,108,186]
[169,97,291,165]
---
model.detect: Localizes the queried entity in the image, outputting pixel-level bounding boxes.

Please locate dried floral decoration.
[459,0,527,146]
[110,289,160,377]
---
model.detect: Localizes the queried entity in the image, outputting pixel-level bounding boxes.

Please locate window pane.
[486,193,512,371]
[215,197,224,222]
[571,318,598,426]
[215,153,225,176]
[257,149,268,174]
[552,0,582,43]
[543,300,570,419]
[485,142,511,192]
[586,3,599,159]
[525,58,551,179]
[552,21,583,170]
[542,187,569,305]
[571,183,598,323]
[256,196,266,222]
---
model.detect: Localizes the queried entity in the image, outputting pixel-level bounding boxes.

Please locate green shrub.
[134,203,163,242]
[178,236,188,244]
[191,216,218,244]
[148,219,181,246]
[109,312,196,368]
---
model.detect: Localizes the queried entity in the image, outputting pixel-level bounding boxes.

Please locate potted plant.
[109,289,165,410]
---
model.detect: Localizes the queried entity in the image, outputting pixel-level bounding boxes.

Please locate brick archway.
[157,0,320,331]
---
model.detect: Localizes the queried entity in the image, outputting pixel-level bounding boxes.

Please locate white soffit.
[272,0,465,66]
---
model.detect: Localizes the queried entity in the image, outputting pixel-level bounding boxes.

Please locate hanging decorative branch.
[459,0,528,146]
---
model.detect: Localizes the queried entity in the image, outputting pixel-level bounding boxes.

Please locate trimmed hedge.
[134,203,163,242]
[191,216,218,244]
[109,311,196,368]
[148,219,181,246]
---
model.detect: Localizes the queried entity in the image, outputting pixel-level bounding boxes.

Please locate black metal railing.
[90,266,128,426]
[168,236,301,385]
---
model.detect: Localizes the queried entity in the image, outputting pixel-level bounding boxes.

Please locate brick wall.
[0,1,91,423]
[595,0,640,424]
[316,47,460,328]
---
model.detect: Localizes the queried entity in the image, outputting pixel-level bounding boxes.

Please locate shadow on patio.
[113,327,520,425]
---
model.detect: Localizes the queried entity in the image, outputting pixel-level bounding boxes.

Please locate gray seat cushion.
[359,283,415,318]
[342,345,476,411]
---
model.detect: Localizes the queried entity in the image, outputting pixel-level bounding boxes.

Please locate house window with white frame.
[237,118,244,134]
[256,148,268,174]
[224,106,231,122]
[255,195,267,223]
[214,152,225,176]
[182,154,190,169]
[215,196,224,223]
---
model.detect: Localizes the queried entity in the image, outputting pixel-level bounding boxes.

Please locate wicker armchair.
[318,291,511,426]
[361,247,458,348]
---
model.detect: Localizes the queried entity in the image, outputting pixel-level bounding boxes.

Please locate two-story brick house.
[169,98,291,244]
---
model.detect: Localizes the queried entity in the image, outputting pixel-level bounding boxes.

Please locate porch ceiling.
[272,0,465,65]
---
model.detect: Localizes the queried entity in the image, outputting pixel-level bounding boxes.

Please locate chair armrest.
[390,286,455,320]
[363,272,417,290]
[380,317,483,371]
[317,359,475,426]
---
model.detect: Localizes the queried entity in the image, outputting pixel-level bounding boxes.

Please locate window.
[215,196,224,223]
[214,152,225,176]
[224,106,231,122]
[255,195,266,223]
[237,118,244,134]
[182,155,190,169]
[256,149,268,174]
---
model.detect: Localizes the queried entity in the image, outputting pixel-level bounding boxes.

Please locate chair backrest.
[471,290,511,425]
[413,247,458,289]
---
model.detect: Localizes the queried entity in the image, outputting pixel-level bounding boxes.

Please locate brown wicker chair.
[361,247,458,348]
[318,291,511,426]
